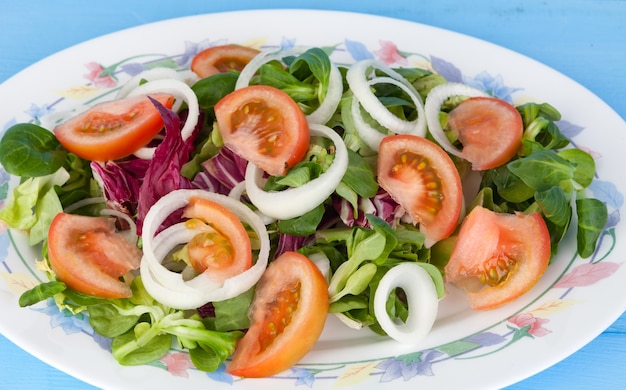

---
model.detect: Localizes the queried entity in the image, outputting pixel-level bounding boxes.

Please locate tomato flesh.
[47,212,141,298]
[444,206,551,310]
[215,85,310,176]
[377,134,463,247]
[182,196,252,284]
[227,251,329,378]
[191,44,260,79]
[447,96,523,170]
[54,93,175,161]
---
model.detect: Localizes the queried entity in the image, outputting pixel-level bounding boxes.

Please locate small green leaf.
[111,330,172,366]
[0,123,67,177]
[277,203,326,236]
[88,303,141,338]
[507,150,575,192]
[341,149,378,198]
[18,281,67,307]
[576,198,608,258]
[558,148,596,189]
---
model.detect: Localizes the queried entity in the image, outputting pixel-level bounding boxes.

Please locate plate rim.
[1,8,625,390]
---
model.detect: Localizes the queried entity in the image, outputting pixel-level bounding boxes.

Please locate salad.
[0,43,608,378]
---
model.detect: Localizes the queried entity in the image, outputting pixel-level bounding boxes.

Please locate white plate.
[1,9,625,390]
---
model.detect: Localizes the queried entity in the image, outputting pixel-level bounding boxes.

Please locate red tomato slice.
[444,206,551,310]
[215,85,310,176]
[191,44,260,79]
[53,93,175,161]
[447,96,523,170]
[377,134,463,247]
[227,251,329,378]
[182,196,252,284]
[47,212,141,298]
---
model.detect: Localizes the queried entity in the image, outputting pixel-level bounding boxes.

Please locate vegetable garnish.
[0,43,609,378]
[140,189,270,310]
[244,122,349,220]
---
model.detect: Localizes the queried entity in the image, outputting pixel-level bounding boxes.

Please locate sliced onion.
[235,48,290,89]
[373,262,439,344]
[244,123,348,220]
[424,82,489,158]
[347,60,425,135]
[227,181,276,225]
[140,189,270,310]
[306,59,343,125]
[126,79,200,160]
[115,67,198,99]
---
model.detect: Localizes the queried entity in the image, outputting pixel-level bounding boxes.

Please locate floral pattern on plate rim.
[0,36,623,388]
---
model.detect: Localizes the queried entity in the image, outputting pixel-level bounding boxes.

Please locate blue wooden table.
[1,1,625,388]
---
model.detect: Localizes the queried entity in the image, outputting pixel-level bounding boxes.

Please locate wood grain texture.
[0,0,625,389]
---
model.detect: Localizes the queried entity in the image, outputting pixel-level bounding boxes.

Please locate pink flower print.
[508,313,551,337]
[374,40,408,65]
[84,62,117,88]
[161,352,195,378]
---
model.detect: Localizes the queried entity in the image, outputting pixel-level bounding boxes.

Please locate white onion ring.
[140,189,270,310]
[424,82,489,158]
[305,59,343,125]
[374,262,439,344]
[126,79,200,160]
[349,96,386,152]
[227,181,276,225]
[235,49,290,89]
[244,123,348,220]
[347,60,425,135]
[115,67,198,99]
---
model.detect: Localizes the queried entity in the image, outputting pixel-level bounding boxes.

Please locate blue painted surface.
[0,1,624,388]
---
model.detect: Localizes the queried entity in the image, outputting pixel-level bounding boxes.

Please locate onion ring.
[424,82,489,158]
[347,60,425,135]
[373,262,439,344]
[244,123,348,220]
[140,189,270,310]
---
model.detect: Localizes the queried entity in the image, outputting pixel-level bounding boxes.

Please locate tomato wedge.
[444,206,551,310]
[377,134,463,247]
[191,44,260,79]
[215,85,310,176]
[53,93,175,161]
[227,251,329,378]
[447,96,523,170]
[182,196,252,284]
[47,212,141,298]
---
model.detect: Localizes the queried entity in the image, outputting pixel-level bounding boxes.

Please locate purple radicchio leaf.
[91,158,150,217]
[274,233,309,259]
[196,147,248,195]
[333,189,401,228]
[135,97,198,234]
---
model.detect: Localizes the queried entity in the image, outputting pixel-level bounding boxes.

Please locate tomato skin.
[227,251,329,378]
[191,44,260,79]
[182,196,252,284]
[447,96,523,170]
[47,213,141,298]
[215,85,310,177]
[444,206,551,310]
[54,94,175,161]
[377,134,463,247]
